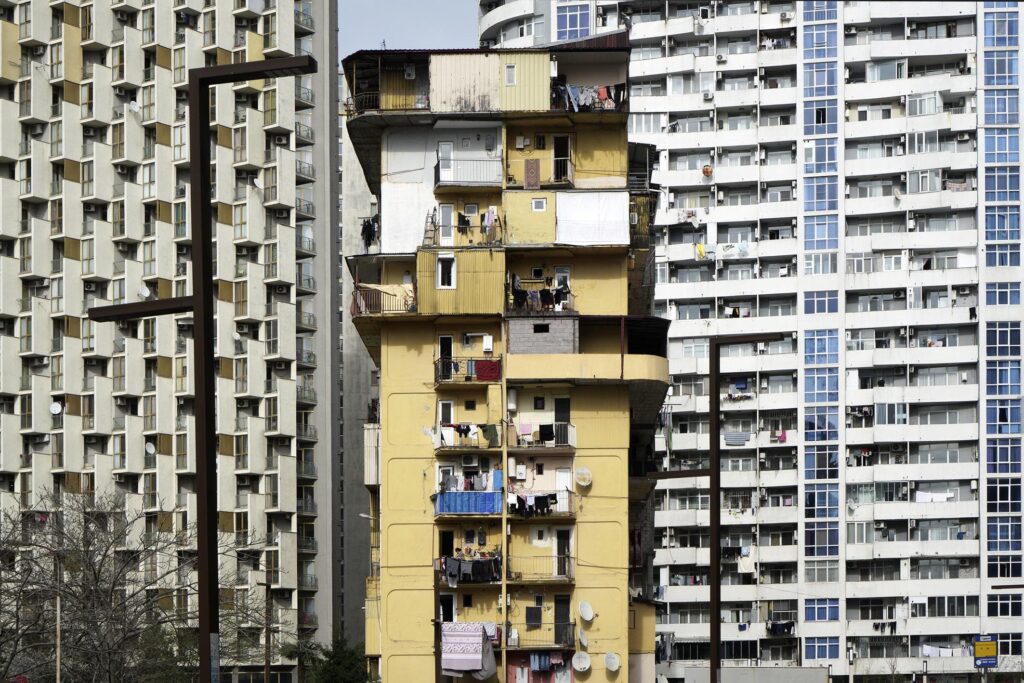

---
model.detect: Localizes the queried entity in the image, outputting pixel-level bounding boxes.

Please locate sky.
[339,0,479,57]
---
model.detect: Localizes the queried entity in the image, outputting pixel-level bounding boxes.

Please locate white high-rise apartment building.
[0,0,339,677]
[481,1,1024,681]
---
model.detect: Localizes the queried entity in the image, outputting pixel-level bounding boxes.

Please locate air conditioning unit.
[715,54,726,63]
[959,558,971,567]
[894,290,905,299]
[113,474,127,483]
[874,521,886,529]
[275,209,289,218]
[32,46,46,56]
[780,11,793,20]
[84,282,96,292]
[115,11,129,22]
[177,246,189,255]
[84,436,98,444]
[462,455,479,467]
[115,165,130,175]
[85,358,99,366]
[845,27,857,35]
[274,135,288,145]
[84,204,96,213]
[113,86,127,97]
[177,91,188,101]
[237,400,250,409]
[956,132,970,142]
[114,397,127,407]
[909,519,917,528]
[32,358,49,368]
[703,91,714,101]
[83,128,96,137]
[29,124,45,137]
[957,286,971,295]
[274,361,287,370]
[970,480,978,491]
[274,285,288,294]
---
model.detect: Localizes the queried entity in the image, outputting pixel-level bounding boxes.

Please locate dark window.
[534,324,550,333]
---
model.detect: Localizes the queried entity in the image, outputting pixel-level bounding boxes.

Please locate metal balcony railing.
[506,555,575,582]
[433,423,502,450]
[507,621,576,649]
[350,285,416,316]
[507,490,574,518]
[510,422,577,449]
[434,357,502,384]
[434,159,503,188]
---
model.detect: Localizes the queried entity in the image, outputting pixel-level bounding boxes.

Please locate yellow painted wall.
[380,68,418,110]
[498,52,549,111]
[432,193,504,248]
[0,21,20,83]
[416,249,505,315]
[507,254,627,316]
[502,190,555,245]
[629,602,657,654]
[381,257,417,286]
[505,124,627,189]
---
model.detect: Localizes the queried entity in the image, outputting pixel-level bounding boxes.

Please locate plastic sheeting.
[555,191,629,245]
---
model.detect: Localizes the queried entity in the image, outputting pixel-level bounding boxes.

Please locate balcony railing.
[433,423,502,451]
[433,491,503,516]
[509,422,576,449]
[507,621,576,649]
[434,357,502,384]
[508,490,574,518]
[350,284,416,316]
[433,159,503,188]
[506,285,575,316]
[437,555,501,585]
[507,555,575,582]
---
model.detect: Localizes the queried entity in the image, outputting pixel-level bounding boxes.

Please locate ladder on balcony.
[422,210,436,247]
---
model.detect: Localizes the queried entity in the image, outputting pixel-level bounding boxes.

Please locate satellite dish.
[232,332,242,341]
[145,442,156,455]
[138,285,151,299]
[49,402,63,415]
[579,601,595,622]
[571,652,591,673]
[128,100,141,113]
[605,652,621,672]
[574,467,593,488]
[252,178,263,190]
[577,628,588,649]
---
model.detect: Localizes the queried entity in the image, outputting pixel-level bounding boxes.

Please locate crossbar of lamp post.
[88,55,317,683]
[707,333,785,683]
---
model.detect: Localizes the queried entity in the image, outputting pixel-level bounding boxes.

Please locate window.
[867,60,905,82]
[987,243,1022,267]
[532,198,547,212]
[988,440,1022,473]
[997,633,1023,656]
[804,252,837,275]
[805,599,839,622]
[804,291,838,315]
[805,446,838,479]
[803,24,837,59]
[987,206,1021,241]
[805,368,839,403]
[628,113,661,134]
[805,330,839,365]
[988,478,1022,513]
[986,50,1019,85]
[504,64,516,86]
[805,637,839,661]
[989,516,1023,551]
[805,407,839,442]
[805,522,839,557]
[908,169,942,194]
[804,140,837,175]
[987,128,1020,163]
[805,484,839,518]
[907,92,941,117]
[989,399,1023,435]
[804,176,838,211]
[436,253,456,289]
[555,2,590,41]
[875,403,908,425]
[988,322,1021,356]
[804,99,837,135]
[803,1,837,22]
[803,62,837,98]
[988,361,1022,395]
[986,166,1021,201]
[986,89,1020,124]
[805,560,838,583]
[990,555,1023,578]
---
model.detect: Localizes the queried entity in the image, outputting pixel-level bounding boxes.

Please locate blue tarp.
[435,491,502,514]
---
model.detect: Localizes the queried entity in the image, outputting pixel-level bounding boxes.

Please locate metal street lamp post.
[89,55,318,683]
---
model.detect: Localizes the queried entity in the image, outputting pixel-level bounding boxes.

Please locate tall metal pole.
[188,66,220,683]
[708,339,721,683]
[89,56,318,683]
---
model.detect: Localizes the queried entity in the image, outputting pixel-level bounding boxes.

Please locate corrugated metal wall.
[499,52,550,111]
[429,53,499,113]
[380,67,417,110]
[416,249,505,314]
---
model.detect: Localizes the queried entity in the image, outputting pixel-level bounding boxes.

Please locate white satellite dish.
[577,628,588,649]
[128,100,141,113]
[233,332,242,341]
[579,601,595,622]
[571,652,591,673]
[252,178,263,190]
[145,442,156,455]
[138,285,151,299]
[574,466,593,488]
[605,652,621,672]
[49,402,63,415]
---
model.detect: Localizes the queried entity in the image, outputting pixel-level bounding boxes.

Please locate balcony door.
[438,203,454,247]
[554,594,572,646]
[438,335,454,380]
[438,141,454,183]
[555,528,571,577]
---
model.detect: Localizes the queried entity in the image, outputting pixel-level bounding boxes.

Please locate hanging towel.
[441,622,485,671]
[696,243,706,259]
[724,432,750,446]
[737,555,755,574]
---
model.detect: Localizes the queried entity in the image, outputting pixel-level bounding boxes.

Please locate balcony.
[434,357,502,385]
[433,423,503,452]
[508,422,576,451]
[506,157,575,189]
[508,491,574,519]
[350,284,416,316]
[433,491,503,517]
[364,423,381,487]
[506,555,574,583]
[507,621,576,649]
[506,288,575,316]
[433,159,503,190]
[437,555,501,585]
[296,498,318,515]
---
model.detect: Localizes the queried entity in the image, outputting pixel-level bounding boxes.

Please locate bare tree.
[0,509,52,680]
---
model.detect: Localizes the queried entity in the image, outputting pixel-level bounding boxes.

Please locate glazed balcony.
[434,357,502,385]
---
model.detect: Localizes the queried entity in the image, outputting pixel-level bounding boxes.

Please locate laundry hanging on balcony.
[724,431,750,446]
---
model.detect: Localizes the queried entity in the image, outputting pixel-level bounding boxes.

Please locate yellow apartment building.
[343,43,667,683]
